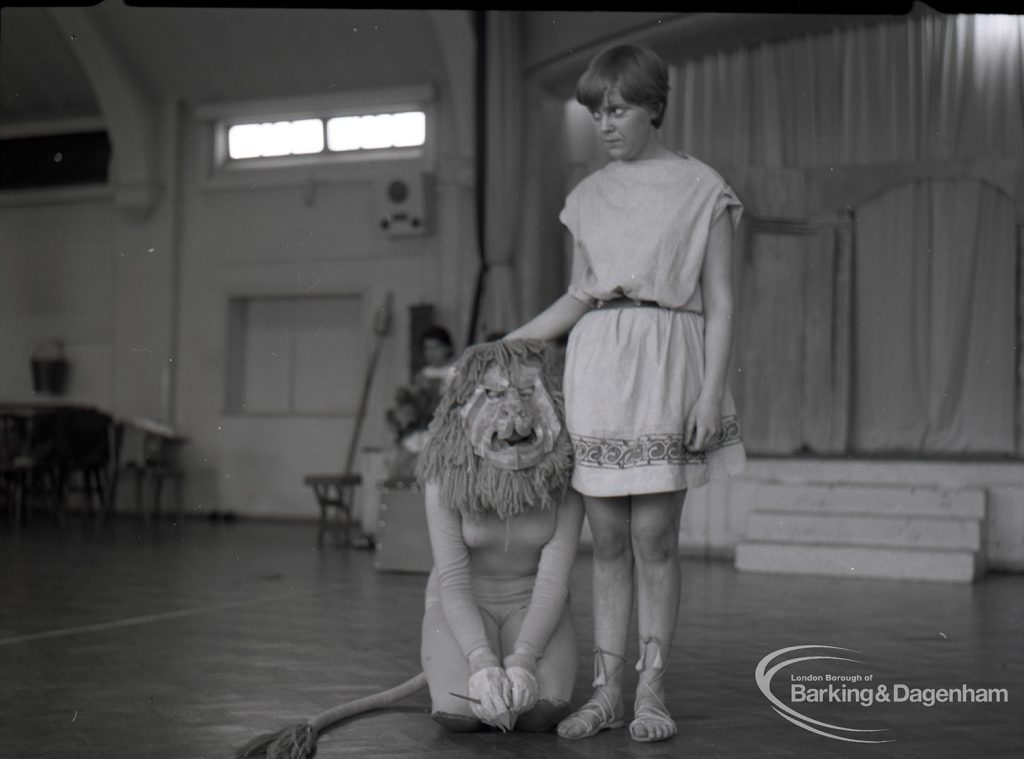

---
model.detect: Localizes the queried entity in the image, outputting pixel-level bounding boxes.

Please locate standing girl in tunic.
[504,44,745,743]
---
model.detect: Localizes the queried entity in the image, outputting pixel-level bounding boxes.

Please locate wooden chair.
[54,407,116,520]
[0,405,62,524]
[118,419,187,523]
[304,473,362,548]
[1,412,33,524]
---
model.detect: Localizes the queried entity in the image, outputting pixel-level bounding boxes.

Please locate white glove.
[467,666,513,730]
[505,666,539,715]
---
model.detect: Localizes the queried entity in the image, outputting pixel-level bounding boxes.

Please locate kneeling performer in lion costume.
[418,338,582,733]
[238,339,582,757]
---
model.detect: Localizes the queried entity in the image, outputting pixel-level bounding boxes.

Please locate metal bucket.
[31,340,69,395]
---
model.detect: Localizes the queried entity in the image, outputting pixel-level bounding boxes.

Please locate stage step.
[744,512,981,550]
[734,482,987,583]
[735,542,981,583]
[747,483,985,518]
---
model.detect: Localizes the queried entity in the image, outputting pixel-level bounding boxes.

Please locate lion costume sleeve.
[511,490,582,663]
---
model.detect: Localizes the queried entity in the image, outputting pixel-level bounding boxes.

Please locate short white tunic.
[560,153,746,496]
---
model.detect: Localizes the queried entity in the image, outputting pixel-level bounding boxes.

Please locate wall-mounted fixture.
[376,172,432,237]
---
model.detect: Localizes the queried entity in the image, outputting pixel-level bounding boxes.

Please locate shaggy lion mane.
[415,339,573,520]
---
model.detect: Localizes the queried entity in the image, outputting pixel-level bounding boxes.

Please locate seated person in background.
[385,325,457,480]
[417,339,584,733]
[417,325,457,402]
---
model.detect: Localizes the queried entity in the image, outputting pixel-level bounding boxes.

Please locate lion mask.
[416,339,573,520]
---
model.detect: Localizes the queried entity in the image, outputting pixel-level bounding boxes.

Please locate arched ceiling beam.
[47,6,162,215]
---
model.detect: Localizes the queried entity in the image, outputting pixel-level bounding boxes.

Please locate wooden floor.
[1,516,1021,759]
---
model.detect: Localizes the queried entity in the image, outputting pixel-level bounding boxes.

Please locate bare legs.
[556,496,632,738]
[630,491,683,741]
[557,490,685,742]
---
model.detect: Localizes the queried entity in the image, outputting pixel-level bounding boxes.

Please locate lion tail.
[236,672,428,758]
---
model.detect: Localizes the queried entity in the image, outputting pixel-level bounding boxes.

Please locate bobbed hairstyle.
[576,44,670,129]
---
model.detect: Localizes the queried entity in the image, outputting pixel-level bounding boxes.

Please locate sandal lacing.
[629,637,677,743]
[556,648,627,739]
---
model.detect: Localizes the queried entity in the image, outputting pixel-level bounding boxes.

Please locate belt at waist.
[594,297,702,315]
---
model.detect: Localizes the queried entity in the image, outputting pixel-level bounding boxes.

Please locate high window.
[226,111,425,161]
[199,85,434,170]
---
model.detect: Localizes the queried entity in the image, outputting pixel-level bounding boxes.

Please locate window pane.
[261,122,293,157]
[358,115,395,150]
[292,296,363,413]
[288,119,326,155]
[326,111,425,152]
[227,124,266,159]
[390,111,426,147]
[325,116,363,152]
[228,119,324,159]
[226,295,363,414]
[241,299,292,413]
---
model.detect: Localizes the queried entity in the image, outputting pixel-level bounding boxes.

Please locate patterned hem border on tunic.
[573,415,742,469]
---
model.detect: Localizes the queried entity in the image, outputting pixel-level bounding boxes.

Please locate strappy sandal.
[556,689,626,739]
[629,637,677,743]
[556,648,627,740]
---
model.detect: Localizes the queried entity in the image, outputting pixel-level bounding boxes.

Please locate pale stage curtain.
[475,10,523,341]
[667,14,1024,168]
[853,180,1017,454]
